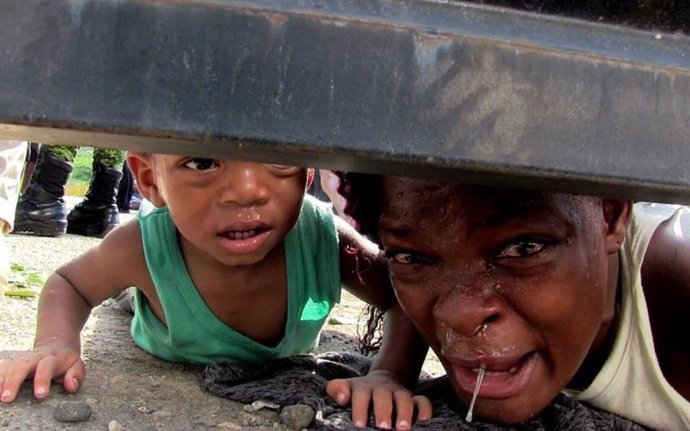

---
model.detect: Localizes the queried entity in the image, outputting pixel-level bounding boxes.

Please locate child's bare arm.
[0,220,145,403]
[332,217,432,429]
[335,216,396,308]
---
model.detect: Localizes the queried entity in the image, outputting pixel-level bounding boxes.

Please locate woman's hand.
[327,369,432,429]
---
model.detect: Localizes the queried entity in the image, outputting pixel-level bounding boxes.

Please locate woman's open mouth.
[451,352,537,399]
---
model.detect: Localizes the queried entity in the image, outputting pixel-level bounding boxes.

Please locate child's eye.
[267,164,302,175]
[497,239,550,259]
[183,158,218,171]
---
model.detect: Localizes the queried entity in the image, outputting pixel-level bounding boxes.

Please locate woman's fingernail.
[378,421,390,429]
[398,420,410,429]
[72,378,79,389]
[35,386,46,396]
[354,420,364,428]
[336,393,346,404]
[1,390,11,400]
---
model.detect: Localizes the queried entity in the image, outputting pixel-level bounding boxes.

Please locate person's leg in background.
[13,144,75,237]
[20,143,41,193]
[116,160,133,213]
[0,140,29,293]
[14,145,125,238]
[66,147,124,237]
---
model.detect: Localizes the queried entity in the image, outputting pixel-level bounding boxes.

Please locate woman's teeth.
[472,365,519,374]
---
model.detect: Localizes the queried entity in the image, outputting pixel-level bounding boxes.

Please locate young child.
[0,154,431,430]
[328,172,690,430]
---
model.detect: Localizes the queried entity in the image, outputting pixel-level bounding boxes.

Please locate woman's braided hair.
[336,171,384,242]
[335,171,387,356]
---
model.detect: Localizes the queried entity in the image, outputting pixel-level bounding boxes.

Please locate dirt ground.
[0,201,443,430]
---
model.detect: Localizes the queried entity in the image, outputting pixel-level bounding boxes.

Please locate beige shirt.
[566,204,690,431]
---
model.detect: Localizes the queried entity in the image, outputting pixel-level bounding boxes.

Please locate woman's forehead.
[380,177,592,225]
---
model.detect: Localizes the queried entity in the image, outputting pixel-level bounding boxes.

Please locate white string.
[465,367,485,423]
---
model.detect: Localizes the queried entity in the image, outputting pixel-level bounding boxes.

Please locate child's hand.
[326,369,432,430]
[0,343,85,403]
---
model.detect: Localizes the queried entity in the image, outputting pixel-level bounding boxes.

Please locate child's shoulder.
[136,199,167,220]
[100,218,145,253]
[302,194,333,214]
[135,201,176,235]
[72,218,148,292]
[295,194,335,227]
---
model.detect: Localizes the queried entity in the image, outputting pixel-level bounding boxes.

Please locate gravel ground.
[0,198,442,430]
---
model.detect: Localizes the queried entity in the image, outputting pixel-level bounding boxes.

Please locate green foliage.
[25,272,44,287]
[6,264,44,298]
[68,147,94,185]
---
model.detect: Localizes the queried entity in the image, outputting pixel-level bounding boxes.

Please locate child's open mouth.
[451,352,537,399]
[223,229,265,240]
[217,225,271,254]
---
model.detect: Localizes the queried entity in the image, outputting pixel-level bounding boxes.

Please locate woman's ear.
[602,199,633,254]
[126,152,165,208]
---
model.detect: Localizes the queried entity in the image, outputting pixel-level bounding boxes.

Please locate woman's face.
[377,177,617,423]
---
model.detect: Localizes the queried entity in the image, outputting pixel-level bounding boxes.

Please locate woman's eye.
[498,239,549,258]
[184,158,218,171]
[385,250,434,266]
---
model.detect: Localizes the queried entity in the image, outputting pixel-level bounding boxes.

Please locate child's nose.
[218,163,270,207]
[432,278,506,337]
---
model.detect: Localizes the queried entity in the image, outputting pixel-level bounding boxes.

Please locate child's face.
[141,155,308,267]
[377,177,623,423]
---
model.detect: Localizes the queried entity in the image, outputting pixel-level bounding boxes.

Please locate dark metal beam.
[1,0,689,203]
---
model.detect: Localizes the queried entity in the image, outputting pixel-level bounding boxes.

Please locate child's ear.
[127,152,165,208]
[602,198,632,253]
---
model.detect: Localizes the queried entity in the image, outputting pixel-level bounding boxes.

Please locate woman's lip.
[451,352,537,399]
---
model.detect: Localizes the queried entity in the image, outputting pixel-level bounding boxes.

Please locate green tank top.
[131,195,341,365]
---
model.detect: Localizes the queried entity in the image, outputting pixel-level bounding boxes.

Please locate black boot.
[67,163,123,237]
[13,151,73,237]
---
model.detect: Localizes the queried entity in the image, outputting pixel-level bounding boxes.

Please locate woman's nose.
[218,163,270,207]
[432,277,506,337]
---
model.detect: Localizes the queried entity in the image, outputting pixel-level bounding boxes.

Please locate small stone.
[108,420,123,431]
[279,404,315,430]
[239,411,266,427]
[53,401,92,423]
[244,400,280,412]
[217,422,243,430]
[137,406,151,414]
